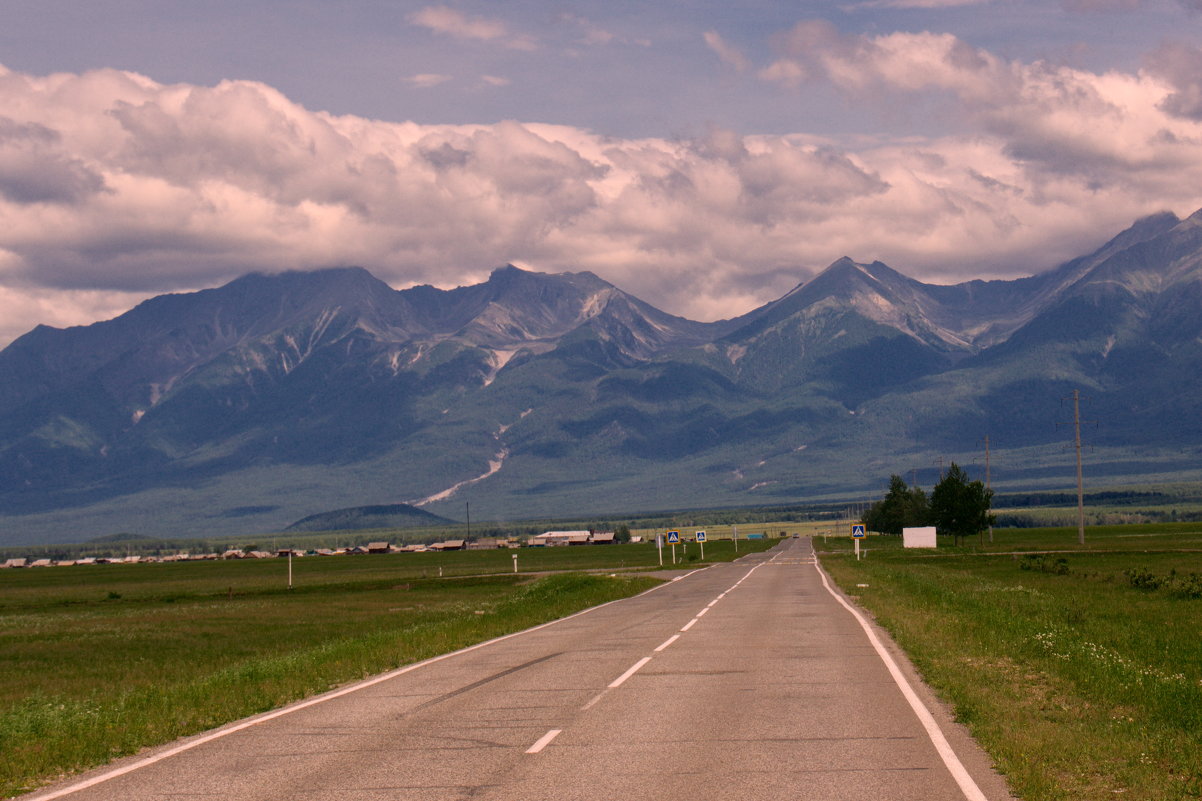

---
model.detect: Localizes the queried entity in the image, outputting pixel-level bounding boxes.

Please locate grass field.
[0,539,773,797]
[818,525,1202,800]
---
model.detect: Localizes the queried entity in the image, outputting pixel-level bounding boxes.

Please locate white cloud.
[408,5,536,51]
[406,73,452,88]
[481,75,511,87]
[703,31,750,72]
[0,55,1201,346]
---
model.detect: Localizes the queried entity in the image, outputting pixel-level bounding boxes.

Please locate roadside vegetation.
[0,539,772,796]
[818,525,1202,800]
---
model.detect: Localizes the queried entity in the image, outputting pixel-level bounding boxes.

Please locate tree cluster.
[862,463,994,545]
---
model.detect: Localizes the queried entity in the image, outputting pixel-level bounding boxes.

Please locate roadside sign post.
[288,550,293,590]
[696,530,706,560]
[656,533,664,566]
[851,523,866,561]
[667,530,680,564]
[512,553,518,573]
[733,525,738,552]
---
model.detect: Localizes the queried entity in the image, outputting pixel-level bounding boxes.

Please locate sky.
[2,1,1202,345]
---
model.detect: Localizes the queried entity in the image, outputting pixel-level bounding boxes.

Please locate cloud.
[0,118,107,204]
[481,75,511,87]
[703,31,750,72]
[1145,41,1202,119]
[408,5,536,51]
[755,21,1202,193]
[0,57,1201,346]
[406,73,452,88]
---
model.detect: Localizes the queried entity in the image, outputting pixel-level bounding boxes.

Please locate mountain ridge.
[3,207,1201,542]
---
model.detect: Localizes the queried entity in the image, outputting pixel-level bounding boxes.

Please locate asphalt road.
[27,538,1013,801]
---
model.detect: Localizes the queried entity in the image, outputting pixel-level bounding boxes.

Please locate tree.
[929,463,994,546]
[614,524,632,543]
[863,475,930,535]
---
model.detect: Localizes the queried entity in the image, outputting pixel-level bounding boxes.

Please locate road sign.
[666,530,680,544]
[695,531,707,542]
[851,524,866,538]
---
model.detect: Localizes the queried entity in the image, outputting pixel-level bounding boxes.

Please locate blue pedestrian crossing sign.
[666,530,681,544]
[851,524,867,538]
[695,531,707,542]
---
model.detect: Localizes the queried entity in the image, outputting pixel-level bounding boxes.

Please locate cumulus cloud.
[408,5,536,51]
[1145,41,1202,119]
[0,52,1201,346]
[756,22,1202,198]
[703,31,750,72]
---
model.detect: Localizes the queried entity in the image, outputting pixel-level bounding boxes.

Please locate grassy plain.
[818,525,1202,800]
[0,540,771,797]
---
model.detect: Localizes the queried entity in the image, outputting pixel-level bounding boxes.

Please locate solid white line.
[680,618,698,632]
[654,634,680,652]
[608,656,652,688]
[27,574,682,801]
[695,607,709,617]
[706,599,718,607]
[812,560,989,801]
[525,729,562,754]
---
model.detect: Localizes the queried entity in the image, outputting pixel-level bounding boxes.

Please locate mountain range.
[3,208,1202,543]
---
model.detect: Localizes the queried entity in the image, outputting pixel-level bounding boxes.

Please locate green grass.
[819,525,1202,800]
[0,540,773,796]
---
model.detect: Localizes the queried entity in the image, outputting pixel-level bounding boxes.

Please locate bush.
[1019,555,1070,575]
[1124,567,1164,591]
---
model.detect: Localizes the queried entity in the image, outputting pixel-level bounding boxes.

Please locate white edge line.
[608,656,652,688]
[654,634,680,652]
[28,571,697,801]
[812,560,990,801]
[525,729,562,754]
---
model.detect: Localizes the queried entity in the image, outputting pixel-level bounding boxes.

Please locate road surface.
[26,538,1013,801]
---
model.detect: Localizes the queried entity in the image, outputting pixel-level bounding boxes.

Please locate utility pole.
[1072,391,1085,545]
[984,435,993,544]
[466,501,470,543]
[1057,390,1093,545]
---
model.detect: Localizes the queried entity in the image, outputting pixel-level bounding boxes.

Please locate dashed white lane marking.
[654,634,680,652]
[812,555,989,801]
[608,656,652,689]
[696,607,709,617]
[30,563,721,800]
[680,618,698,632]
[525,729,562,754]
